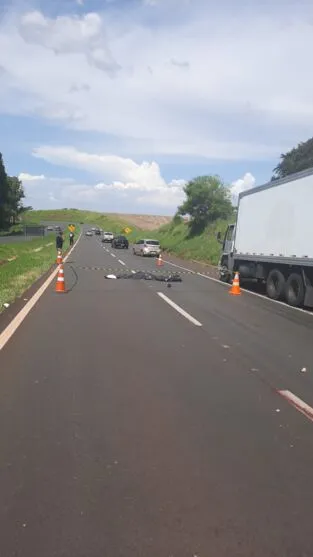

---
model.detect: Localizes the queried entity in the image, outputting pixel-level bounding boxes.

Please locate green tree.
[272,137,313,180]
[7,176,25,224]
[178,175,233,235]
[0,153,10,229]
[0,153,28,230]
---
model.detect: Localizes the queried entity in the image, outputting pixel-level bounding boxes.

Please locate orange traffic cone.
[55,264,66,293]
[156,253,164,267]
[229,271,241,296]
[56,250,63,265]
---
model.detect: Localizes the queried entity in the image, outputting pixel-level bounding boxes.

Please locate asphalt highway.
[1,230,313,556]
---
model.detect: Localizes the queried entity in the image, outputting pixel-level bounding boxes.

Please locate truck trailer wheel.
[285,273,304,307]
[266,269,285,300]
[219,265,231,283]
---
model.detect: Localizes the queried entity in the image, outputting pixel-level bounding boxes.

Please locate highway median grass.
[0,228,79,312]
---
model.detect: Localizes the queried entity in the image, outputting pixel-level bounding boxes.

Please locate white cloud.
[18,11,120,74]
[0,5,312,161]
[230,172,256,204]
[19,147,187,210]
[19,172,45,181]
[32,144,186,198]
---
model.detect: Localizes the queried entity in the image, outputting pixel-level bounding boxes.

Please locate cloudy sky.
[0,0,312,215]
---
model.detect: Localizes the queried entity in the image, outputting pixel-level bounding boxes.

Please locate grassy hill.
[23,209,130,232]
[153,218,231,266]
[23,209,171,233]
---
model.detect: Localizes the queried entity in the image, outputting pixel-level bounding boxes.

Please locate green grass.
[145,218,232,266]
[0,227,80,312]
[23,209,134,233]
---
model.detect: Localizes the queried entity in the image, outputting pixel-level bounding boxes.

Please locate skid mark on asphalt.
[157,292,202,327]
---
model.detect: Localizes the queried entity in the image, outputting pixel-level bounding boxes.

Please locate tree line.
[271,137,313,180]
[0,152,31,231]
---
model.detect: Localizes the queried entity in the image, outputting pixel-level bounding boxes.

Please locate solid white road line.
[157,292,202,327]
[164,260,196,274]
[118,259,126,266]
[278,390,313,423]
[196,271,227,285]
[0,233,82,352]
[197,271,313,315]
[165,259,313,317]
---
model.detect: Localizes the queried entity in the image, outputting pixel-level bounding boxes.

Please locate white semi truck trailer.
[218,168,313,308]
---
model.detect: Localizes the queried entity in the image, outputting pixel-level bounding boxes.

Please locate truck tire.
[266,269,285,300]
[219,265,231,283]
[285,273,304,307]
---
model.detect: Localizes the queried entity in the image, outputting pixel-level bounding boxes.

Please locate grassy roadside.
[0,208,138,313]
[148,218,231,266]
[0,228,80,312]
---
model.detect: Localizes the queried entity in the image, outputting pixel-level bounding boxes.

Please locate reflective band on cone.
[229,271,241,296]
[55,265,66,293]
[156,254,164,267]
[56,250,63,265]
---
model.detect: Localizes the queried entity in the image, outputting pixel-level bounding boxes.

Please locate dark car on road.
[112,235,129,249]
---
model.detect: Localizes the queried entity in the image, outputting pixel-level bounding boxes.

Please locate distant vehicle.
[94,228,101,235]
[85,230,93,237]
[46,226,53,231]
[91,227,96,231]
[218,166,313,308]
[102,232,114,243]
[112,235,129,249]
[133,239,161,257]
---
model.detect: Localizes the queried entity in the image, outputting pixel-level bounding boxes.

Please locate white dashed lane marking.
[157,292,202,327]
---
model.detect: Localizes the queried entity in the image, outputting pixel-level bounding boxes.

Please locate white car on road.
[133,239,161,257]
[102,232,114,243]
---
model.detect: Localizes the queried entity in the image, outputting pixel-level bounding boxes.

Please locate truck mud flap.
[302,269,313,307]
